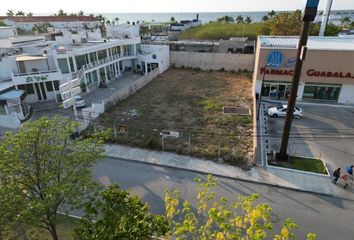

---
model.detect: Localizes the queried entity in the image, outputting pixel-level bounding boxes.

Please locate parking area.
[261,101,354,171]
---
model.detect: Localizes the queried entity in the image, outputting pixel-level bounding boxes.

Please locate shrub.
[145,136,160,150]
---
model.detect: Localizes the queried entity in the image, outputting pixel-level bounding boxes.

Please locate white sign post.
[59,78,81,120]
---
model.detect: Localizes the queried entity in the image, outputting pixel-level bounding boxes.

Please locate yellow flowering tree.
[165,175,316,240]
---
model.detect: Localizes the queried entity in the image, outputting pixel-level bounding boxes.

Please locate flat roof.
[16,55,47,61]
[0,90,25,99]
[259,36,354,51]
[4,16,98,23]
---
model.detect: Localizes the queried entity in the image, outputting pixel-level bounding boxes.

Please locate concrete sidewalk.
[104,144,354,200]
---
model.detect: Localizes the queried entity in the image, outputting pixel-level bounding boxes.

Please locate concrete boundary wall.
[103,68,159,108]
[170,51,255,71]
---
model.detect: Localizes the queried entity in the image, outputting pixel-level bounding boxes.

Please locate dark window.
[69,57,75,72]
[75,55,86,70]
[46,82,53,92]
[19,84,35,94]
[53,81,59,91]
[57,58,70,74]
[97,50,107,60]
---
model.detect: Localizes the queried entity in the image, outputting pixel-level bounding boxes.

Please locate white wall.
[140,45,170,73]
[106,25,140,38]
[0,113,21,128]
[0,27,16,39]
[170,51,254,71]
[0,57,17,80]
[338,84,354,104]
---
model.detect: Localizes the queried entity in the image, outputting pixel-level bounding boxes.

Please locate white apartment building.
[2,16,100,32]
[0,26,169,128]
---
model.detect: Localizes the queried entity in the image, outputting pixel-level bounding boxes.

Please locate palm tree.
[57,9,67,16]
[89,13,95,17]
[236,15,244,24]
[217,15,234,23]
[96,14,107,24]
[16,10,25,16]
[261,15,269,22]
[268,10,276,19]
[341,16,351,26]
[106,20,111,25]
[114,17,119,24]
[27,12,34,16]
[78,10,84,16]
[6,9,14,16]
[170,16,176,22]
[245,16,252,24]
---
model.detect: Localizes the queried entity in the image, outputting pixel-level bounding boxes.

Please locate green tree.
[261,10,301,35]
[340,16,351,26]
[6,9,14,16]
[165,175,317,240]
[245,16,252,24]
[27,12,34,16]
[170,16,176,22]
[0,21,6,26]
[74,184,169,240]
[16,10,25,16]
[0,117,107,240]
[325,23,342,36]
[217,15,234,23]
[114,17,120,24]
[261,15,269,22]
[78,10,84,16]
[236,15,244,24]
[268,10,276,19]
[351,21,354,28]
[56,9,67,16]
[32,22,54,33]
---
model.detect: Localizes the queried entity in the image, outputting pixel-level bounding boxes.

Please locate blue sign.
[304,0,320,8]
[267,51,284,69]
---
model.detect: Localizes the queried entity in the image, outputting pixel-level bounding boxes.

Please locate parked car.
[267,105,303,118]
[74,95,86,108]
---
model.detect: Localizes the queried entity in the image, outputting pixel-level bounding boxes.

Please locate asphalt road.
[92,157,354,240]
[265,103,354,171]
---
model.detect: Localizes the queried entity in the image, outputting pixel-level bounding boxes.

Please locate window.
[97,50,107,60]
[303,84,341,101]
[46,82,54,92]
[18,84,35,94]
[75,55,86,70]
[152,54,157,59]
[53,81,59,91]
[69,57,75,72]
[0,105,6,115]
[57,58,70,74]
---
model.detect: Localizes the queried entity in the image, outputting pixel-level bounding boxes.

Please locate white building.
[3,16,101,32]
[0,26,169,128]
[254,36,354,104]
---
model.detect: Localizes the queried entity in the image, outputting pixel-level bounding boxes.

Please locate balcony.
[11,70,62,85]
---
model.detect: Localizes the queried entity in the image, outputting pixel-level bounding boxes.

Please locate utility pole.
[277,0,319,161]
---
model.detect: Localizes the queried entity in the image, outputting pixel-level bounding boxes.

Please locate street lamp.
[256,63,271,121]
[276,0,320,161]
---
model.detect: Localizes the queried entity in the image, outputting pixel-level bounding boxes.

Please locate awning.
[16,55,47,62]
[0,90,26,100]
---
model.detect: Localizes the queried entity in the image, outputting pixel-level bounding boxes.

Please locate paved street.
[263,102,354,172]
[93,157,354,240]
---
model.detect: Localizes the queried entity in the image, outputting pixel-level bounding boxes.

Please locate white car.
[74,95,86,108]
[267,105,303,118]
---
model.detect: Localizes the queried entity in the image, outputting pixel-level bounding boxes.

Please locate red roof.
[4,16,98,23]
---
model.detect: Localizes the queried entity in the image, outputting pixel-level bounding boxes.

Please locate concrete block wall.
[170,51,255,71]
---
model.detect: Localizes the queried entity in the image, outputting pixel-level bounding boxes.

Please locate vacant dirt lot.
[92,68,253,167]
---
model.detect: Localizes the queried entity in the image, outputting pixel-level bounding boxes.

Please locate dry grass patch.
[88,68,253,167]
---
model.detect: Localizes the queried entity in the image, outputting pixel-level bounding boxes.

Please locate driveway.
[263,102,354,172]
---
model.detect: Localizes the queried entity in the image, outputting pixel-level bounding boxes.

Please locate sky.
[1,0,353,14]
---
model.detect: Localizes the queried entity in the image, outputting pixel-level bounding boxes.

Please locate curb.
[105,154,354,202]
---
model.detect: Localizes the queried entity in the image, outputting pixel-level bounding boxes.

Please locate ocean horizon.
[100,10,354,24]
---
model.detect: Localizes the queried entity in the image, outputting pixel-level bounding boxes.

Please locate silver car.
[267,104,303,118]
[74,95,86,108]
